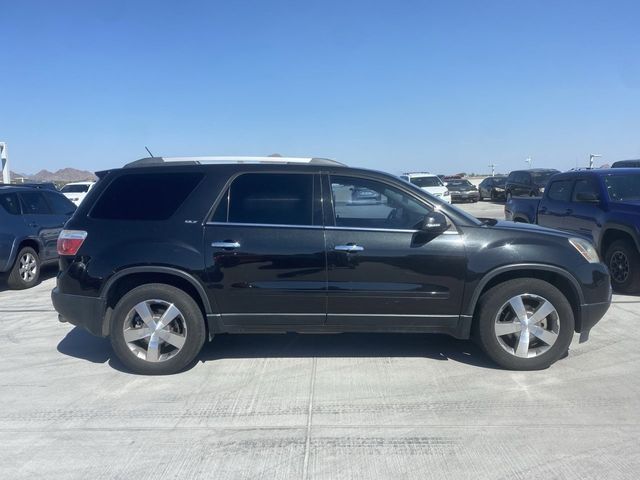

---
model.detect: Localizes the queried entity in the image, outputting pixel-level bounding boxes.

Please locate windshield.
[447,180,473,187]
[410,176,443,188]
[61,184,90,193]
[531,171,558,184]
[604,174,640,202]
[492,177,506,186]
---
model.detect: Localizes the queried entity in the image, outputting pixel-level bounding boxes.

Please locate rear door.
[568,177,604,242]
[204,172,327,327]
[324,173,467,329]
[18,191,60,260]
[538,179,574,230]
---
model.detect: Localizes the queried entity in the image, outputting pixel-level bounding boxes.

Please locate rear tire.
[7,247,40,290]
[110,283,206,375]
[605,239,640,294]
[474,279,574,370]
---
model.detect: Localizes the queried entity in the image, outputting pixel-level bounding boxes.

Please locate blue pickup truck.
[505,168,640,294]
[0,185,76,289]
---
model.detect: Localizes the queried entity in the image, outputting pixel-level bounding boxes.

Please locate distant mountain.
[9,168,97,183]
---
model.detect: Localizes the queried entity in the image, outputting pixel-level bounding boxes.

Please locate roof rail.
[123,156,346,168]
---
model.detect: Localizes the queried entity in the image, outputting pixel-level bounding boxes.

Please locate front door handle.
[211,241,241,249]
[565,208,573,215]
[334,244,364,253]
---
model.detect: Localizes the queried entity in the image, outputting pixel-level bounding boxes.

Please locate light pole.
[589,154,601,169]
[525,156,532,168]
[488,163,497,177]
[0,142,9,184]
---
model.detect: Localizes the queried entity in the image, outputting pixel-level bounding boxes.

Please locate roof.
[123,156,346,168]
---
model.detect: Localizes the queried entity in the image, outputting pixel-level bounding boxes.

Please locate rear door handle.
[334,244,364,252]
[565,209,573,215]
[211,241,241,249]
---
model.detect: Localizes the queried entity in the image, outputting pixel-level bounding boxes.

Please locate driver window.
[330,175,432,230]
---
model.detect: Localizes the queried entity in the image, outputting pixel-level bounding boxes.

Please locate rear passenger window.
[91,172,204,220]
[547,180,572,202]
[221,173,314,225]
[0,193,20,215]
[20,192,51,214]
[572,179,600,202]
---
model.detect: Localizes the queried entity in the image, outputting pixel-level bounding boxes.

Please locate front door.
[204,172,327,327]
[324,174,467,329]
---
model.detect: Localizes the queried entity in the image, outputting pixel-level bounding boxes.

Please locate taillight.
[57,230,88,256]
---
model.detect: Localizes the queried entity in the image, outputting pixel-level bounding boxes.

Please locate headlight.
[495,187,504,192]
[444,190,450,196]
[539,187,545,193]
[569,238,600,263]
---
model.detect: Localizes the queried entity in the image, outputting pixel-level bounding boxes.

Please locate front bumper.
[52,287,107,337]
[451,191,479,202]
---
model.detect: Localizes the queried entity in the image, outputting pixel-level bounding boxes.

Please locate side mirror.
[576,192,600,203]
[420,211,449,234]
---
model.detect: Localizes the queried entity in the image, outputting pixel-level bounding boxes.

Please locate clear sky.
[1,0,639,175]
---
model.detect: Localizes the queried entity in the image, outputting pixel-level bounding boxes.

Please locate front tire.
[110,283,206,375]
[474,279,574,370]
[605,239,640,294]
[7,247,40,289]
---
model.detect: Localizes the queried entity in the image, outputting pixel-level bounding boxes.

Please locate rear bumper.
[52,287,106,337]
[451,192,480,201]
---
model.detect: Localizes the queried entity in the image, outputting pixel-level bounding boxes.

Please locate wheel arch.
[100,267,214,337]
[599,225,639,257]
[464,264,584,337]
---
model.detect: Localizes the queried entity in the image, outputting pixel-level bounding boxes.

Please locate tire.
[7,247,40,289]
[474,278,574,370]
[110,283,206,375]
[605,239,640,294]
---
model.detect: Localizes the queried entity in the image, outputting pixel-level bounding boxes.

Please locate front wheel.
[474,279,574,370]
[110,283,206,375]
[7,247,40,289]
[605,239,640,294]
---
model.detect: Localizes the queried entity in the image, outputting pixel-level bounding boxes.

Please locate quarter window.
[330,176,431,230]
[220,173,315,226]
[547,180,573,202]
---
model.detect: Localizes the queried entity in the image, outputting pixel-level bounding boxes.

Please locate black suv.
[52,157,611,374]
[505,169,560,200]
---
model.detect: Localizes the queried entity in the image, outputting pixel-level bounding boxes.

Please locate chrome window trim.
[205,222,458,234]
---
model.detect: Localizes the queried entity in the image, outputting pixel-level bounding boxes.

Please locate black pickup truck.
[505,168,640,293]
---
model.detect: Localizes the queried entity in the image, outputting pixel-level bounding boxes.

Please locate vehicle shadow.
[57,327,500,373]
[0,264,58,293]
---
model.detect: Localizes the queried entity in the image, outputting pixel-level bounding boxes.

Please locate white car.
[400,172,451,203]
[61,181,95,206]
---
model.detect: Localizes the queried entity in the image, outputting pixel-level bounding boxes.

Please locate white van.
[400,172,451,203]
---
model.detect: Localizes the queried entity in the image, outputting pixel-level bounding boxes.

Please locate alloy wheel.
[123,299,188,362]
[19,253,38,282]
[609,251,630,283]
[494,294,560,358]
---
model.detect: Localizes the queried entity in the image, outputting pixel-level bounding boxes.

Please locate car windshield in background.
[604,174,640,202]
[61,184,90,193]
[410,177,442,187]
[447,180,473,187]
[531,171,558,184]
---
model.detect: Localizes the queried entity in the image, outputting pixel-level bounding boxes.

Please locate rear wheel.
[605,239,640,294]
[7,247,40,289]
[110,283,206,375]
[474,279,574,370]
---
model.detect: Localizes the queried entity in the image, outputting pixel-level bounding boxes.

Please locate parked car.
[505,168,640,293]
[505,169,560,200]
[400,172,451,203]
[478,176,507,201]
[52,156,610,375]
[0,182,58,191]
[445,179,479,203]
[611,159,640,168]
[61,181,96,206]
[0,185,75,289]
